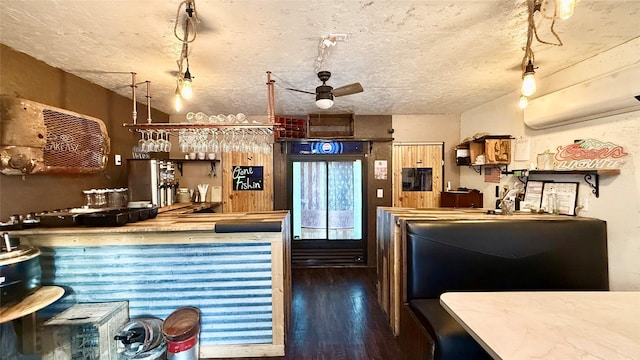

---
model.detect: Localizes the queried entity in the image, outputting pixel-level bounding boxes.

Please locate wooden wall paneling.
[392,143,444,208]
[222,150,274,212]
[399,304,435,360]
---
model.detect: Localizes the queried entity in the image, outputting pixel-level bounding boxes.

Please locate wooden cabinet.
[440,191,483,208]
[456,135,512,165]
[307,113,354,138]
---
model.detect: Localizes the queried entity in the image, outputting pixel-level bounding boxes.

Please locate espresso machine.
[127,159,177,207]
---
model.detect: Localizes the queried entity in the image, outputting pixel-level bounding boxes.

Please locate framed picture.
[521,180,545,210]
[541,182,579,216]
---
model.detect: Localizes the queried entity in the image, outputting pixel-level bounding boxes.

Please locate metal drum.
[162,307,201,360]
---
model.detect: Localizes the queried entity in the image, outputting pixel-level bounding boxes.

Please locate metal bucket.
[162,307,201,360]
[115,317,166,360]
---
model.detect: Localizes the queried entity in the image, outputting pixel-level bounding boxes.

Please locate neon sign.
[554,139,627,170]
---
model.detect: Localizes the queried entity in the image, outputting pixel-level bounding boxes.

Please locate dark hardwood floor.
[215,267,406,360]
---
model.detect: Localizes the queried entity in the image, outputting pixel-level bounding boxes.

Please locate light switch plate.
[115,154,122,166]
[377,188,383,198]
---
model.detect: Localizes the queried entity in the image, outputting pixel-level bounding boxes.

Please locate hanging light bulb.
[558,0,577,20]
[521,60,537,97]
[518,95,529,109]
[181,68,193,99]
[174,84,182,112]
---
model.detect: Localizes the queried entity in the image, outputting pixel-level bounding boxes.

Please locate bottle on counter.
[548,189,559,215]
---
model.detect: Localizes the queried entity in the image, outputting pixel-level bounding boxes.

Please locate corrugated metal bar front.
[38,242,273,345]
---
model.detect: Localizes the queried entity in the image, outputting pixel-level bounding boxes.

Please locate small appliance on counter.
[35,202,158,228]
[455,147,471,165]
[1,233,42,305]
[0,214,41,231]
[127,159,177,208]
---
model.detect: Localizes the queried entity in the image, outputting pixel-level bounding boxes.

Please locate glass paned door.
[292,160,363,241]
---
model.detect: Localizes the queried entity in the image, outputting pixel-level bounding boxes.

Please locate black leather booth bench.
[398,218,609,360]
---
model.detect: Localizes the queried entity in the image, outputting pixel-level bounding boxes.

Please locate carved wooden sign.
[554,139,627,170]
[1,97,110,175]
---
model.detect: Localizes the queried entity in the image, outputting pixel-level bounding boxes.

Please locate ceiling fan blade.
[332,82,364,97]
[285,87,316,95]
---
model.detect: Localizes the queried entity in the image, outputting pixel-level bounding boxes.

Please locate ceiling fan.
[286,71,364,109]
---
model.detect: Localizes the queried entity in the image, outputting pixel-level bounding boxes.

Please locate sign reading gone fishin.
[232,166,264,191]
[554,139,627,170]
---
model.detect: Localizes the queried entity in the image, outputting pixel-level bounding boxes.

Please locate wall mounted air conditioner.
[524,64,640,129]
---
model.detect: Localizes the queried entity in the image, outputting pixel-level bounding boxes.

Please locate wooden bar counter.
[12,210,291,359]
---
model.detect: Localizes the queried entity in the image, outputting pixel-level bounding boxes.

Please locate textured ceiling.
[1,0,639,118]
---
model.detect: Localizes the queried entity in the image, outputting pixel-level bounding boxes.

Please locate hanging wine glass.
[164,131,172,152]
[240,130,250,153]
[231,130,241,153]
[138,130,148,152]
[151,130,161,152]
[251,131,261,154]
[262,130,272,154]
[209,130,219,155]
[145,130,156,152]
[178,129,188,153]
[156,130,166,152]
[220,130,230,153]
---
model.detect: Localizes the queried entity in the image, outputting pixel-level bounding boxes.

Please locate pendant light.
[516,0,576,109]
[174,83,182,112]
[521,60,537,97]
[558,0,578,20]
[181,59,193,99]
[172,0,199,108]
[518,95,529,109]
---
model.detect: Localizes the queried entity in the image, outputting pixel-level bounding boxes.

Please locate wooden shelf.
[528,169,620,176]
[457,135,514,173]
[527,169,621,198]
[467,163,509,175]
[172,158,220,177]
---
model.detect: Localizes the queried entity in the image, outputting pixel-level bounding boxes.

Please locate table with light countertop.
[440,291,640,360]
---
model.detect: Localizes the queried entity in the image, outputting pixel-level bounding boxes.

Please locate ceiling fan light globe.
[316,98,334,109]
[315,91,334,109]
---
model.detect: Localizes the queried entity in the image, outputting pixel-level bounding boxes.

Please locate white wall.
[460,39,640,290]
[392,114,461,188]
